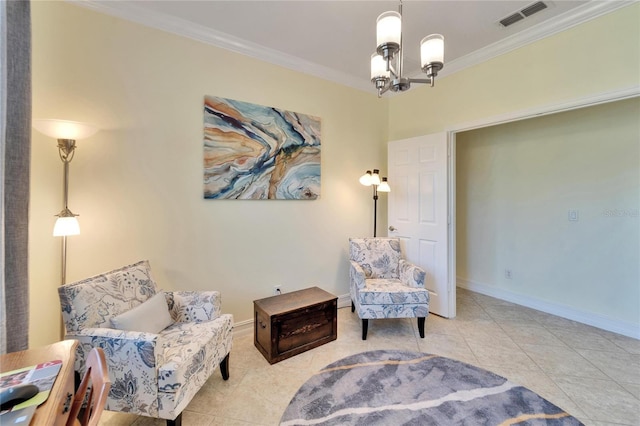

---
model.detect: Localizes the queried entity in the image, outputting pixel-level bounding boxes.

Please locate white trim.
[66,0,369,92]
[445,86,639,338]
[447,133,457,319]
[433,1,635,80]
[67,0,633,93]
[232,318,253,338]
[457,278,640,339]
[337,293,351,309]
[448,86,640,133]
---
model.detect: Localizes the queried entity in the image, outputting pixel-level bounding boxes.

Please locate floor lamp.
[33,119,98,286]
[359,169,391,237]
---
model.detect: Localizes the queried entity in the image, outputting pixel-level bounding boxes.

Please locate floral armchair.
[58,260,233,426]
[349,238,429,340]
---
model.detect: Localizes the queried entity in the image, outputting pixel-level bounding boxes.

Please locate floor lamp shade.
[53,216,80,236]
[378,178,391,192]
[33,119,98,140]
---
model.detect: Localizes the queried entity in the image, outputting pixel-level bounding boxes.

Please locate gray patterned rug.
[280,350,583,425]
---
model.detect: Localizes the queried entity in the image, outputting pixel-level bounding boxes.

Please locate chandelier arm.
[386,59,399,79]
[398,0,403,79]
[388,62,399,79]
[408,78,432,85]
[372,0,443,96]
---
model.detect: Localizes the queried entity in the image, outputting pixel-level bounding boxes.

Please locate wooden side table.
[1,340,78,425]
[254,287,337,364]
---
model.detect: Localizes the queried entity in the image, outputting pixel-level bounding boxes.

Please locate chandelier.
[371,1,444,97]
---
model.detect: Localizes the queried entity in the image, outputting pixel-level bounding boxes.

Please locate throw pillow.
[111,292,173,333]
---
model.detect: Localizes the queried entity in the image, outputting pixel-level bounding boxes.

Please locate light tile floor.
[100,288,640,426]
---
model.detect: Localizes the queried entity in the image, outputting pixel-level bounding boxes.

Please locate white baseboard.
[233,318,254,337]
[337,293,351,309]
[235,288,639,340]
[457,277,640,339]
[232,293,352,337]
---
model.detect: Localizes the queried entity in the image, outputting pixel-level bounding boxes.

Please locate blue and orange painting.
[204,96,321,200]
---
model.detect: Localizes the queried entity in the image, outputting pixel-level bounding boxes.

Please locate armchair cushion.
[349,238,429,326]
[157,313,233,394]
[111,292,173,333]
[399,259,427,288]
[349,238,402,279]
[58,260,233,422]
[358,279,430,305]
[165,291,222,323]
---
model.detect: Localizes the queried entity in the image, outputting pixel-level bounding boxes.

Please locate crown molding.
[69,0,634,94]
[435,0,636,80]
[67,0,371,92]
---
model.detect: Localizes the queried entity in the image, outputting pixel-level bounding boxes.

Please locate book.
[0,360,62,414]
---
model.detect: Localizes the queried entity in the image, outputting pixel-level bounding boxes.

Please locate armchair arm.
[399,259,427,288]
[349,261,367,290]
[66,328,161,401]
[164,290,221,323]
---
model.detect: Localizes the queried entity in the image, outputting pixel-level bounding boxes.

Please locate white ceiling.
[78,0,630,93]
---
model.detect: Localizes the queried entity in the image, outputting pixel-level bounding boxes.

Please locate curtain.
[1,0,31,354]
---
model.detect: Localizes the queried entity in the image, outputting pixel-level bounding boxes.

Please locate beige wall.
[456,98,640,325]
[29,2,639,345]
[389,3,640,335]
[30,2,388,346]
[387,3,640,139]
[383,3,639,332]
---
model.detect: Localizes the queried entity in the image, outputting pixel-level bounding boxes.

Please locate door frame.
[445,86,639,317]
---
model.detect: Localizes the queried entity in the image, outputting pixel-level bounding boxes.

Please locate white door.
[388,133,453,318]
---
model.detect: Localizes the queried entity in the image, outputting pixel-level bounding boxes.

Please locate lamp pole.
[33,119,98,339]
[360,169,391,237]
[372,184,379,237]
[57,139,76,286]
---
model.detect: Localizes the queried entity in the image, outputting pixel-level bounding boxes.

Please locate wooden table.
[254,287,337,364]
[1,340,77,425]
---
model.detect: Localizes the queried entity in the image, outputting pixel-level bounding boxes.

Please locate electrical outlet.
[505,269,513,279]
[568,209,579,221]
[273,286,282,295]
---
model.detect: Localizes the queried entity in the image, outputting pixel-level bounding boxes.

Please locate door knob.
[389,226,397,231]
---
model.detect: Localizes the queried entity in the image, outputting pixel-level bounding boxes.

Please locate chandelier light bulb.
[421,34,445,68]
[376,11,402,48]
[370,53,390,80]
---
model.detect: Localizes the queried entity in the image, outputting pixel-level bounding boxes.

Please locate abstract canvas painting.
[204,96,321,199]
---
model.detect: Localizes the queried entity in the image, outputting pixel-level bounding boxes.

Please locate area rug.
[280,350,583,425]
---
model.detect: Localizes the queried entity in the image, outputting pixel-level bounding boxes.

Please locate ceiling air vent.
[521,1,548,17]
[499,13,525,28]
[498,1,549,28]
